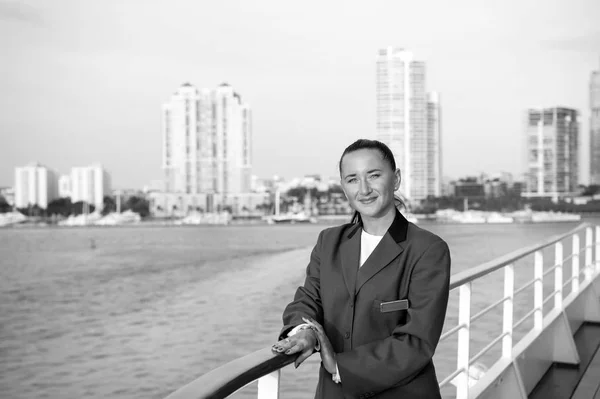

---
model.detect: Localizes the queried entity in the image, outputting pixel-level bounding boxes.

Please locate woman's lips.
[359,197,376,204]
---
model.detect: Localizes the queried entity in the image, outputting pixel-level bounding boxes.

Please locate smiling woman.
[272,139,452,398]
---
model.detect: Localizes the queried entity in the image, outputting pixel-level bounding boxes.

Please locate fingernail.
[285,350,291,354]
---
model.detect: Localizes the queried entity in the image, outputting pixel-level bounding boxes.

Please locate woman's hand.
[302,317,337,375]
[271,328,317,368]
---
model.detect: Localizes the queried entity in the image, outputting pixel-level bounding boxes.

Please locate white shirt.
[360,228,384,267]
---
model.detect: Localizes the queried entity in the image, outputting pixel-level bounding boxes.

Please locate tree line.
[0,195,150,218]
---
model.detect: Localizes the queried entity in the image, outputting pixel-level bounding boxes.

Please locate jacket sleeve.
[278,230,325,341]
[336,239,451,397]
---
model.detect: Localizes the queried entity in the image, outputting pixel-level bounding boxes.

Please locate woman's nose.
[359,179,372,195]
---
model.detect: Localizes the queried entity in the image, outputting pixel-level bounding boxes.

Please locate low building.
[451,177,485,200]
[148,191,270,217]
[14,163,59,209]
[70,164,111,210]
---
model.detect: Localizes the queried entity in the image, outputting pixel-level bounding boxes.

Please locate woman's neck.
[361,207,396,236]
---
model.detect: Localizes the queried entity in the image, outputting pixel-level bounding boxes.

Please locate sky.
[1,0,599,189]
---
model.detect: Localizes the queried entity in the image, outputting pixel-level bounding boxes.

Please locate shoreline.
[1,218,593,230]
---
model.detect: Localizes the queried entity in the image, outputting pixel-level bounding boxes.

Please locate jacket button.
[344,332,350,339]
[350,303,354,308]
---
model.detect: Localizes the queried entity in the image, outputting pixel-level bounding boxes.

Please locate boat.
[94,210,142,226]
[0,211,27,227]
[485,212,514,224]
[175,211,231,225]
[58,211,103,226]
[451,211,487,224]
[531,211,581,223]
[266,211,316,224]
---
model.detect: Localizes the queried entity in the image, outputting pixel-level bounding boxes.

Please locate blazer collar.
[345,207,409,243]
[341,208,409,297]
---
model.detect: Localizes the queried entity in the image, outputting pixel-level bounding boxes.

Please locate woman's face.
[340,149,401,219]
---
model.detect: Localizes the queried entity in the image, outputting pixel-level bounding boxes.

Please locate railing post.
[534,250,543,330]
[585,227,593,281]
[456,282,472,399]
[596,226,600,273]
[572,234,580,293]
[554,242,563,310]
[502,264,514,358]
[257,370,280,399]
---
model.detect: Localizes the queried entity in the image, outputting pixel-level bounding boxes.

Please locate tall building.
[14,162,59,208]
[590,65,600,185]
[427,92,442,197]
[375,47,441,203]
[524,107,579,198]
[162,83,252,195]
[70,164,111,210]
[214,84,253,194]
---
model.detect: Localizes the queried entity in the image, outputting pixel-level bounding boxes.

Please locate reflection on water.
[0,220,593,399]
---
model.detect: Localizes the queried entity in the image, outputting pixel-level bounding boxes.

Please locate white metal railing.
[163,223,600,399]
[438,223,600,398]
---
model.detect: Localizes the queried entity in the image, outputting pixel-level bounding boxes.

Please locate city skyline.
[1,1,599,189]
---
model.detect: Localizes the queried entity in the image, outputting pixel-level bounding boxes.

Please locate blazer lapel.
[355,209,409,295]
[355,234,403,294]
[340,223,361,298]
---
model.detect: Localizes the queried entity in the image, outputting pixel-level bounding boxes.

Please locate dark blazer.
[279,209,451,399]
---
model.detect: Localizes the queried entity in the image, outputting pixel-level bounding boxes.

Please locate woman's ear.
[394,168,401,191]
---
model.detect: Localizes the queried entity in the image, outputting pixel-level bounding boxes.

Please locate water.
[0,220,595,399]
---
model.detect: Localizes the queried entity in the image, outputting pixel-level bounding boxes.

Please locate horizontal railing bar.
[513,307,537,330]
[449,223,590,290]
[562,245,590,263]
[470,296,509,323]
[439,323,467,342]
[514,277,540,296]
[563,275,577,288]
[542,290,560,306]
[543,263,561,277]
[438,367,466,388]
[470,332,508,364]
[163,347,298,399]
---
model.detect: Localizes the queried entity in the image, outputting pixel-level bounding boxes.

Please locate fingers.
[294,348,314,369]
[302,317,324,335]
[284,343,304,355]
[271,337,294,354]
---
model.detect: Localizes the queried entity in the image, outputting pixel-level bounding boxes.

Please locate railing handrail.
[164,347,298,399]
[164,221,595,399]
[449,222,592,289]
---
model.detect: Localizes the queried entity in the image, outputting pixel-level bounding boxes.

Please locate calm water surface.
[1,220,597,399]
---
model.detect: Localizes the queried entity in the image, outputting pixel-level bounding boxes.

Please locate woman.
[272,139,451,398]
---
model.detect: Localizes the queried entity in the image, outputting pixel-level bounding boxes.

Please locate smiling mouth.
[359,197,377,204]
